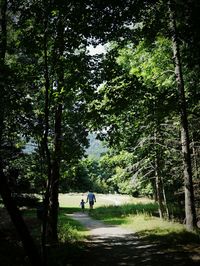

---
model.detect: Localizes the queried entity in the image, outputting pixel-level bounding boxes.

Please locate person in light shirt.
[86,191,96,210]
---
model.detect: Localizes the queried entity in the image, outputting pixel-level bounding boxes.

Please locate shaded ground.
[0,208,39,266]
[66,212,200,266]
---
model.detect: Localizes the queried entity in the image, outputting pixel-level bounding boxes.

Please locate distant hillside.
[86,133,107,159]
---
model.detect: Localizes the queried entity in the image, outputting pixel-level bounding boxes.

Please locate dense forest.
[0,0,200,265]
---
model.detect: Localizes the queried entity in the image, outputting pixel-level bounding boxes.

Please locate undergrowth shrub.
[12,193,39,207]
[58,222,80,243]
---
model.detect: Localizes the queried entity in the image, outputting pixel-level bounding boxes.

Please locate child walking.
[80,199,86,212]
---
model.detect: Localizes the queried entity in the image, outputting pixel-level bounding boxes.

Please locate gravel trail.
[66,212,200,266]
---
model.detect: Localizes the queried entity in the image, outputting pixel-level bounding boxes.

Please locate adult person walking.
[86,191,96,210]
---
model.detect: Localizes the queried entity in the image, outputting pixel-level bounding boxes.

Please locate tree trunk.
[41,2,52,263]
[0,0,7,138]
[155,155,165,219]
[0,2,43,265]
[153,117,166,218]
[0,0,7,62]
[0,167,43,266]
[168,0,196,230]
[48,14,64,242]
[191,136,199,180]
[49,103,62,242]
[161,176,170,219]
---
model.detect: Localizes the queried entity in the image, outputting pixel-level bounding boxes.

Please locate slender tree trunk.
[0,0,7,62]
[48,15,64,242]
[153,122,166,218]
[0,0,7,138]
[41,2,52,262]
[161,176,170,219]
[49,103,62,242]
[191,136,198,179]
[155,155,165,218]
[168,0,196,230]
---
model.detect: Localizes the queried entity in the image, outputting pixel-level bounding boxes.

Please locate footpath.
[66,212,200,266]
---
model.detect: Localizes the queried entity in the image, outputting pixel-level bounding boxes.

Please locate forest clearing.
[1,0,200,265]
[1,193,200,265]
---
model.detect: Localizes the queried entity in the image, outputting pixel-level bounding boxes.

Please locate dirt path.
[67,212,133,236]
[66,212,200,266]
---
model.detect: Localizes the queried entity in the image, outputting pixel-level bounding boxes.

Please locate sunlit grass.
[90,202,159,221]
[23,194,200,247]
[132,214,200,245]
[47,207,90,266]
[58,208,89,243]
[59,193,88,208]
[90,203,200,246]
[58,193,155,243]
[59,193,152,209]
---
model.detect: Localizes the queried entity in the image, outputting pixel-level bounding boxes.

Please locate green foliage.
[58,209,88,243]
[118,37,175,89]
[59,146,156,197]
[60,157,110,193]
[0,0,200,238]
[58,222,83,243]
[88,27,194,214]
[60,162,92,193]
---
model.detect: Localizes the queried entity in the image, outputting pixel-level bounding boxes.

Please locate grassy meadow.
[59,192,146,208]
[1,193,199,266]
[59,193,200,247]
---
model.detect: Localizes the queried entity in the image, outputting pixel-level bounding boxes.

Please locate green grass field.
[59,192,152,209]
[1,193,198,266]
[59,193,200,248]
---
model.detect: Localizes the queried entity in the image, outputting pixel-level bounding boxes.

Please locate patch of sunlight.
[122,214,186,234]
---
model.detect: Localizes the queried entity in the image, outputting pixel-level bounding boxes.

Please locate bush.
[58,222,80,243]
[11,193,39,207]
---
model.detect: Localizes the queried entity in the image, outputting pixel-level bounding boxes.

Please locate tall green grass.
[90,203,200,246]
[90,202,159,222]
[47,208,88,266]
[58,208,88,243]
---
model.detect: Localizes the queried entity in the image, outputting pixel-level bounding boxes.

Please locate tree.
[168,0,197,230]
[13,0,94,243]
[0,1,42,265]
